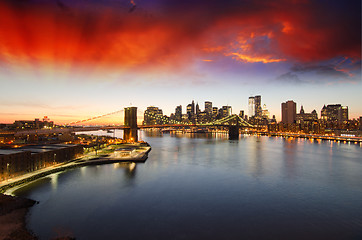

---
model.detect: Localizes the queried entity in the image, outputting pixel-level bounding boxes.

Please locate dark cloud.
[291,65,350,79]
[276,72,302,84]
[0,0,360,76]
[276,59,361,84]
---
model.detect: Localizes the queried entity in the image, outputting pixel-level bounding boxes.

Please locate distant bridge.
[4,107,256,141]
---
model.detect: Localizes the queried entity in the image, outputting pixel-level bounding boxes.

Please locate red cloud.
[0,0,360,76]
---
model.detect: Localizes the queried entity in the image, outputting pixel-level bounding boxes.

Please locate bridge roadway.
[2,126,361,143]
[1,124,228,137]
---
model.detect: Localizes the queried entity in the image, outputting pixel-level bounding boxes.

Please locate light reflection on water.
[14,131,362,240]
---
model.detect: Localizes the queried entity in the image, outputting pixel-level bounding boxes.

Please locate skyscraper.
[222,106,232,117]
[281,100,296,124]
[248,97,255,117]
[239,110,244,118]
[143,106,163,125]
[196,102,200,116]
[338,106,348,122]
[175,105,182,121]
[321,104,348,122]
[254,95,262,118]
[205,101,212,115]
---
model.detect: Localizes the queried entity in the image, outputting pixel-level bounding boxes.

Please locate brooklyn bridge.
[3,107,256,141]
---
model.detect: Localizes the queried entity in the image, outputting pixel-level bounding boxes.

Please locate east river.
[14,131,362,240]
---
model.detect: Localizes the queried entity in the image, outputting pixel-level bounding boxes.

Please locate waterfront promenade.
[258,132,362,144]
[0,144,151,194]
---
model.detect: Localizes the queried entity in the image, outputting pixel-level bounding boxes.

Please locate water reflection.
[248,136,265,177]
[114,162,137,180]
[282,138,298,178]
[15,133,362,240]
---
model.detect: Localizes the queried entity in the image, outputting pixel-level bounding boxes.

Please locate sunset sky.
[0,0,361,124]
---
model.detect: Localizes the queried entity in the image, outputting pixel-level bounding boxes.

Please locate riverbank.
[0,193,37,240]
[0,143,151,239]
[0,144,151,194]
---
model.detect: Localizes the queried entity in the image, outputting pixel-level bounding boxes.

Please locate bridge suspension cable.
[67,109,124,126]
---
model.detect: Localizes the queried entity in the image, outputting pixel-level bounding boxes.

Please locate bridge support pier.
[124,107,138,142]
[228,125,239,140]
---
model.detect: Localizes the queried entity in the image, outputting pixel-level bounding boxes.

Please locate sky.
[0,0,361,125]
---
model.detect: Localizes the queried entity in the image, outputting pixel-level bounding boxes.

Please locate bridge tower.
[124,107,138,142]
[228,116,239,140]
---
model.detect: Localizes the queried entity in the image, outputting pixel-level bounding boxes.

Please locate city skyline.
[0,0,361,124]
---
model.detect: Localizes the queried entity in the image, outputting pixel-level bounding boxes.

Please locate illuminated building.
[321,104,348,122]
[212,107,218,117]
[239,110,244,119]
[222,106,232,117]
[262,104,270,119]
[296,106,318,123]
[248,97,255,117]
[196,102,201,116]
[175,105,182,122]
[143,106,163,125]
[187,100,195,120]
[13,117,54,129]
[205,101,212,115]
[281,100,296,124]
[254,95,262,118]
[338,106,348,123]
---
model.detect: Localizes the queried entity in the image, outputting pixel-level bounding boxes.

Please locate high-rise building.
[143,106,163,125]
[187,100,195,119]
[254,95,262,118]
[262,104,270,119]
[281,100,296,124]
[296,106,318,123]
[248,97,255,117]
[175,105,182,121]
[222,106,232,117]
[359,117,362,130]
[205,101,212,115]
[239,110,244,119]
[187,104,193,119]
[212,107,218,116]
[196,102,201,116]
[321,104,348,122]
[338,106,348,122]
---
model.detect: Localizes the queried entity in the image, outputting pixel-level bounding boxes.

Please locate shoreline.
[0,193,37,240]
[0,144,151,240]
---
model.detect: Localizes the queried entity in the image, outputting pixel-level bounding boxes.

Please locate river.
[14,130,362,240]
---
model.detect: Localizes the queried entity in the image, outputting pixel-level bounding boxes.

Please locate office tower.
[254,95,262,118]
[196,102,201,116]
[212,107,218,116]
[262,104,270,119]
[222,106,232,117]
[175,105,182,121]
[296,106,318,123]
[338,106,348,122]
[248,97,255,117]
[187,100,195,119]
[205,101,212,115]
[281,100,296,124]
[321,104,348,122]
[187,104,193,119]
[143,106,163,125]
[359,117,362,130]
[239,110,244,118]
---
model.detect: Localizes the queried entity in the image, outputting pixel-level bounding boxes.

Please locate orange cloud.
[0,0,359,79]
[227,53,286,64]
